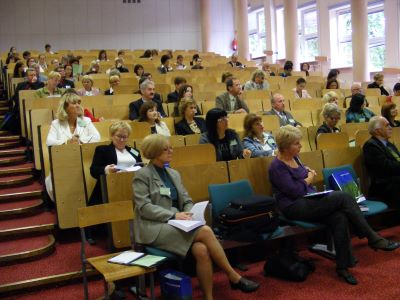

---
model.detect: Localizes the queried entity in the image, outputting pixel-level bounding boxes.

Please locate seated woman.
[98,49,108,62]
[64,64,75,82]
[300,62,310,76]
[199,108,251,161]
[326,78,340,90]
[279,60,293,77]
[386,83,400,103]
[45,92,100,201]
[104,75,120,95]
[90,121,142,206]
[173,84,201,117]
[139,101,170,136]
[322,91,339,106]
[134,134,259,298]
[134,64,144,79]
[242,113,277,157]
[346,94,375,123]
[269,125,399,285]
[367,73,389,96]
[243,70,269,91]
[175,99,206,135]
[86,60,100,75]
[293,78,312,99]
[13,61,25,78]
[35,71,63,98]
[317,103,341,134]
[77,75,100,96]
[381,102,400,127]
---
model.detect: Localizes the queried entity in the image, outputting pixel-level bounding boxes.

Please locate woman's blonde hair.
[109,75,120,84]
[56,92,82,121]
[109,121,132,138]
[81,74,93,85]
[373,73,384,81]
[140,134,169,160]
[179,98,197,117]
[48,71,61,80]
[322,91,339,103]
[275,125,302,152]
[251,70,265,82]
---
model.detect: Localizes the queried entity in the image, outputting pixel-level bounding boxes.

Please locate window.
[248,8,266,58]
[330,2,385,70]
[298,6,319,61]
[276,7,285,59]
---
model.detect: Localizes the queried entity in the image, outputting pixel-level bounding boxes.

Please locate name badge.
[263,143,272,151]
[288,119,295,124]
[230,140,238,147]
[130,148,139,156]
[359,118,366,123]
[160,187,171,197]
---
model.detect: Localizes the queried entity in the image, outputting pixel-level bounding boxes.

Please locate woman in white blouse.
[293,77,312,99]
[139,101,171,137]
[45,92,100,201]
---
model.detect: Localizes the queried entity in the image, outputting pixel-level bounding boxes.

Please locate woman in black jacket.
[175,99,206,135]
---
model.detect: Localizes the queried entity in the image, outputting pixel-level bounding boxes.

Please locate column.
[200,0,212,52]
[264,0,276,63]
[351,0,369,82]
[316,0,330,74]
[283,0,299,70]
[235,0,250,60]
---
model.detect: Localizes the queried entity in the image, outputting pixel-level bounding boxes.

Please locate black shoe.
[348,256,358,268]
[369,239,400,251]
[87,238,96,245]
[230,277,259,293]
[337,269,358,285]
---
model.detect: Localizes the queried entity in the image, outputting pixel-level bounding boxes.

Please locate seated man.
[344,83,363,108]
[363,116,400,206]
[174,54,186,70]
[263,93,301,127]
[13,67,44,109]
[167,76,186,103]
[228,53,244,68]
[129,79,166,120]
[157,54,172,74]
[215,78,249,114]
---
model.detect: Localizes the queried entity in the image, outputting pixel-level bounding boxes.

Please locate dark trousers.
[283,191,379,269]
[370,176,400,208]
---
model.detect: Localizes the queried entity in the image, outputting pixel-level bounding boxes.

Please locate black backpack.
[216,195,279,242]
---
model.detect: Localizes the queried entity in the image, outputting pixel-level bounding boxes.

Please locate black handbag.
[216,195,279,242]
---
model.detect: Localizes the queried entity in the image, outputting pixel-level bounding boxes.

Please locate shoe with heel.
[337,269,358,285]
[369,238,400,251]
[229,277,259,293]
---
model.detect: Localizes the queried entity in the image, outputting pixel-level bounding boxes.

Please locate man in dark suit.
[13,68,44,108]
[129,80,166,120]
[167,76,186,103]
[363,116,400,206]
[215,78,249,114]
[264,93,301,127]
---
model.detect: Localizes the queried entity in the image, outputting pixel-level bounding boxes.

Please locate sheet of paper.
[108,250,144,264]
[190,201,208,221]
[116,165,142,172]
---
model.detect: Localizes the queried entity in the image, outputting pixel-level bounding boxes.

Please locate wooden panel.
[169,135,185,147]
[355,130,371,148]
[81,141,109,203]
[317,132,349,150]
[291,99,324,111]
[175,161,228,202]
[228,156,274,196]
[201,101,216,115]
[170,144,216,168]
[307,126,318,151]
[246,100,263,114]
[51,144,86,229]
[365,88,381,97]
[112,94,141,106]
[92,120,115,142]
[77,201,133,228]
[262,98,272,111]
[299,126,311,152]
[184,134,201,146]
[93,105,129,120]
[38,125,51,178]
[130,122,152,140]
[244,90,271,101]
[162,117,175,135]
[299,150,324,191]
[228,114,246,132]
[341,122,368,141]
[19,90,39,138]
[290,110,313,127]
[261,115,280,135]
[30,109,53,170]
[113,85,137,95]
[105,172,135,248]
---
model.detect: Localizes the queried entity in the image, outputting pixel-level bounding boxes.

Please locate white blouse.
[115,148,137,168]
[46,117,101,146]
[155,121,171,137]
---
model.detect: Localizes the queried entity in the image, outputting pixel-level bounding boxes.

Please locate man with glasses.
[264,93,301,127]
[215,78,249,114]
[363,116,400,207]
[243,70,269,91]
[344,83,364,108]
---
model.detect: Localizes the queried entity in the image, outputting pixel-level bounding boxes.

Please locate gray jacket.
[215,92,249,113]
[264,109,302,127]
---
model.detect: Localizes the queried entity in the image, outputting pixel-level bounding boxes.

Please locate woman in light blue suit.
[133,134,259,299]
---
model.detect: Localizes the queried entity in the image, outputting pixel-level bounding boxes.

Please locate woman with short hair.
[242,113,277,157]
[317,103,341,134]
[368,73,389,96]
[175,99,206,135]
[243,70,269,90]
[104,75,120,95]
[139,101,170,136]
[269,125,399,285]
[322,91,339,105]
[134,134,259,299]
[77,75,100,96]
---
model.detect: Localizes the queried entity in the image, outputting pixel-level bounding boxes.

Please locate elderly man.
[129,80,166,120]
[13,68,44,108]
[363,116,400,206]
[264,93,301,127]
[227,53,244,68]
[344,83,363,108]
[215,78,249,114]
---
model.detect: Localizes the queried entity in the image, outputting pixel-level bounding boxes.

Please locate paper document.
[304,190,333,199]
[131,255,166,268]
[108,250,144,265]
[116,165,142,172]
[168,201,208,232]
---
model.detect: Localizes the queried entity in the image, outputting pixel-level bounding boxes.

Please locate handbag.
[159,269,192,300]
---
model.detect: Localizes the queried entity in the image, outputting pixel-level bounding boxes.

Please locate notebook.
[168,201,208,232]
[329,170,366,203]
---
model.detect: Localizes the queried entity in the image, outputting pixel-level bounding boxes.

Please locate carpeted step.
[0,100,10,107]
[0,210,56,236]
[0,234,55,264]
[0,180,42,201]
[0,156,26,166]
[0,135,20,142]
[0,198,43,217]
[0,174,34,188]
[0,146,27,158]
[0,141,21,149]
[0,162,33,176]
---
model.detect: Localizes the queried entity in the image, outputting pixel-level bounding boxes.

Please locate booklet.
[108,250,145,265]
[130,254,166,268]
[329,170,366,203]
[168,201,208,232]
[304,190,334,199]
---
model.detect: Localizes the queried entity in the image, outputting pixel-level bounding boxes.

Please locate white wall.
[209,0,235,56]
[0,0,202,52]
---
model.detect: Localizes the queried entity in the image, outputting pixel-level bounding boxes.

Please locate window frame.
[298,5,319,61]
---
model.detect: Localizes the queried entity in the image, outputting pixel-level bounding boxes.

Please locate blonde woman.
[35,71,63,98]
[77,75,100,96]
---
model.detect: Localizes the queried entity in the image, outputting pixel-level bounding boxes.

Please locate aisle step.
[0,163,33,176]
[0,156,26,166]
[0,174,33,188]
[0,181,43,201]
[0,141,21,149]
[0,135,20,142]
[0,147,26,157]
[0,198,43,217]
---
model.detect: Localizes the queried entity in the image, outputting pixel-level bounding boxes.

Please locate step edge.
[0,199,43,216]
[0,223,55,237]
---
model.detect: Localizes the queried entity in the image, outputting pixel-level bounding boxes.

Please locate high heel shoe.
[337,269,358,285]
[369,238,400,251]
[229,277,259,293]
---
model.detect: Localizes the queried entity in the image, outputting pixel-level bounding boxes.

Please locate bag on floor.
[264,251,315,282]
[217,195,279,242]
[159,269,192,300]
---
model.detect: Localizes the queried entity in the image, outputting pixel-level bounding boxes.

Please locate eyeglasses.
[115,135,128,140]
